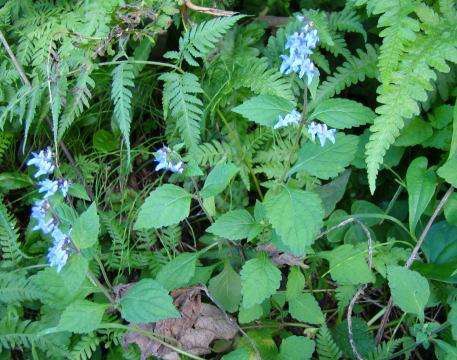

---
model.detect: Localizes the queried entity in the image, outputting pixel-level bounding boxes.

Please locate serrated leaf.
[240,255,281,308]
[68,183,90,201]
[321,244,374,285]
[279,336,315,360]
[120,278,180,324]
[60,254,88,294]
[406,157,436,233]
[394,116,433,147]
[449,301,457,341]
[207,209,261,241]
[208,263,241,313]
[134,184,192,230]
[200,163,239,198]
[286,267,305,301]
[264,186,324,256]
[437,155,457,187]
[289,134,359,180]
[309,98,375,129]
[387,265,430,320]
[232,94,295,127]
[71,203,99,249]
[59,300,106,333]
[289,293,325,324]
[156,253,197,291]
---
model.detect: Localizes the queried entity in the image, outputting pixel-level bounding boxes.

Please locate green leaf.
[0,172,33,192]
[394,117,433,147]
[289,293,325,324]
[60,254,88,294]
[207,209,261,241]
[449,100,457,158]
[437,155,457,187]
[422,221,457,264]
[444,193,457,226]
[200,163,239,198]
[156,253,197,291]
[387,265,430,320]
[232,94,295,127]
[264,186,324,256]
[71,203,99,249]
[238,304,264,323]
[59,300,106,333]
[334,318,374,358]
[286,267,305,301]
[321,244,374,285]
[449,301,457,341]
[279,336,315,360]
[240,255,281,308]
[289,134,359,180]
[222,347,250,360]
[208,263,241,313]
[406,157,437,233]
[93,129,118,153]
[309,98,375,129]
[315,169,351,217]
[134,184,192,230]
[120,279,180,324]
[68,183,90,201]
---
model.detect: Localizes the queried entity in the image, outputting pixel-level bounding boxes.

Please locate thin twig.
[0,30,31,87]
[184,0,238,16]
[375,186,454,344]
[347,219,373,360]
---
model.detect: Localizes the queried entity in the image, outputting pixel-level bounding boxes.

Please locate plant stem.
[86,269,116,306]
[98,59,183,73]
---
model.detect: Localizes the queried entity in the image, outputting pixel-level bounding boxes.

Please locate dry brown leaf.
[122,286,239,359]
[256,243,308,268]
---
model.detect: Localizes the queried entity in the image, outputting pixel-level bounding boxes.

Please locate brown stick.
[375,186,454,344]
[184,0,237,16]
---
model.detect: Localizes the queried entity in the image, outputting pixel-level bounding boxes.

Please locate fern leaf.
[309,45,378,110]
[111,61,134,161]
[317,324,343,360]
[185,140,231,166]
[58,66,95,140]
[366,338,402,360]
[329,7,367,41]
[70,333,101,360]
[366,11,457,192]
[160,72,203,149]
[49,64,68,146]
[0,272,40,304]
[174,15,244,66]
[0,200,27,264]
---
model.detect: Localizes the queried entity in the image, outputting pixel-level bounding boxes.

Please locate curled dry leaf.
[257,243,308,268]
[122,286,238,359]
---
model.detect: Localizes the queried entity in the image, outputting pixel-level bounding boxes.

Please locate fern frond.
[171,15,244,66]
[58,66,95,140]
[366,338,402,360]
[335,285,357,319]
[111,61,134,160]
[0,272,40,304]
[160,72,203,149]
[310,45,378,110]
[185,140,231,166]
[70,333,101,360]
[366,10,457,192]
[329,7,367,41]
[0,200,27,264]
[235,57,294,101]
[316,324,343,360]
[0,132,13,164]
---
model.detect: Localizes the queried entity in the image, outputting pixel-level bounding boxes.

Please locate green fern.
[58,66,95,140]
[316,324,343,360]
[70,333,101,360]
[366,338,402,360]
[0,200,27,265]
[111,61,134,161]
[186,140,232,166]
[328,6,367,41]
[0,272,40,304]
[365,4,457,192]
[160,71,203,149]
[167,15,244,66]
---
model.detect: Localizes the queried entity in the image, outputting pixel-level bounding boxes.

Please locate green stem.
[86,270,116,306]
[98,59,183,73]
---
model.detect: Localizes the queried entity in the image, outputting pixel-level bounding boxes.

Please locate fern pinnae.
[316,324,343,360]
[111,61,134,162]
[0,200,28,264]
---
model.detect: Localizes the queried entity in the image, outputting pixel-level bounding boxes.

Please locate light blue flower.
[58,179,70,198]
[38,179,59,199]
[280,19,319,84]
[154,146,184,174]
[308,122,337,146]
[274,109,302,129]
[33,217,56,234]
[27,147,55,178]
[47,228,70,272]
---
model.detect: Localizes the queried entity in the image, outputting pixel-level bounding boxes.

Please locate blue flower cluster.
[274,109,302,129]
[307,122,337,146]
[280,18,319,84]
[154,146,184,174]
[28,148,72,272]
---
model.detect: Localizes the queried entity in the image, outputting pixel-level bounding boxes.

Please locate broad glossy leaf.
[232,94,295,127]
[59,300,106,333]
[200,163,239,198]
[289,134,359,180]
[120,278,180,323]
[240,255,281,308]
[422,221,457,264]
[70,202,99,249]
[207,209,261,241]
[406,157,436,233]
[387,265,430,320]
[134,184,192,230]
[309,98,375,129]
[264,186,324,256]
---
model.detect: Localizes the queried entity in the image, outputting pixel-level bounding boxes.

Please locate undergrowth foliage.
[0,0,457,359]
